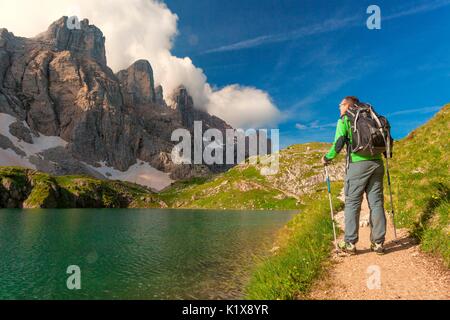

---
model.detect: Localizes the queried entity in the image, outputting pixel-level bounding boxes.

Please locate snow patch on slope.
[1,113,174,191]
[0,113,68,168]
[0,148,34,167]
[87,160,174,192]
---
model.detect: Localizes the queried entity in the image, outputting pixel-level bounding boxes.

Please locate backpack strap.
[353,108,363,133]
[339,114,352,171]
[369,106,383,128]
[368,105,393,157]
[346,108,356,117]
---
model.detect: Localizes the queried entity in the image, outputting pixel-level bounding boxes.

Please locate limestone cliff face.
[0,17,233,183]
[116,59,156,106]
[170,86,233,133]
[35,17,107,66]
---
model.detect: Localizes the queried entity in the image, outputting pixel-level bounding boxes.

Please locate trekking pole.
[324,164,338,252]
[384,156,397,239]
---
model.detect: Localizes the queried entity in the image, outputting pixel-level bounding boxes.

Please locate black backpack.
[345,103,393,157]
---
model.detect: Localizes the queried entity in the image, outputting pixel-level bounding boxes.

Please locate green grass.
[388,104,449,266]
[159,165,300,210]
[420,200,450,264]
[245,181,343,299]
[0,166,28,189]
[23,172,58,208]
[159,142,340,210]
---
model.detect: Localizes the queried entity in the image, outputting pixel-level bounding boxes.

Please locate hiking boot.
[371,242,385,255]
[338,241,356,255]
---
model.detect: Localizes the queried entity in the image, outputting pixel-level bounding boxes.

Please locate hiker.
[321,96,393,255]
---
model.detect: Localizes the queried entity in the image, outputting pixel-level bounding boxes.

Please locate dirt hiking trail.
[309,193,450,300]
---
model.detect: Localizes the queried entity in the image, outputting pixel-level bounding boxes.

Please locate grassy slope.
[0,167,162,208]
[245,181,344,299]
[389,104,449,265]
[159,142,344,210]
[159,166,299,210]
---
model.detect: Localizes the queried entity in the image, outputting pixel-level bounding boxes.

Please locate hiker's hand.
[321,156,330,165]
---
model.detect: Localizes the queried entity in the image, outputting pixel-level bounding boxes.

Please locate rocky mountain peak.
[0,17,235,187]
[169,85,232,132]
[155,85,166,106]
[116,59,156,106]
[35,16,107,65]
[0,28,14,46]
[171,85,193,109]
[169,85,196,129]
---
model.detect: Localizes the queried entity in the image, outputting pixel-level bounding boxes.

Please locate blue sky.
[165,0,450,147]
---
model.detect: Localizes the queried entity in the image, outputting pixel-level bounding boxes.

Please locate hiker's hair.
[344,96,360,106]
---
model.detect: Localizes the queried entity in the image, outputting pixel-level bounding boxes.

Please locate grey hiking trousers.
[344,159,386,244]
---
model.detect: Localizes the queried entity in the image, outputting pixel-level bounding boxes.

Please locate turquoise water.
[0,209,294,299]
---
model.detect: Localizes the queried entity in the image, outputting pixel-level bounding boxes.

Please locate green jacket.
[324,115,382,163]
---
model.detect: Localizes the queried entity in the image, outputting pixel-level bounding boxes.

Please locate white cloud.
[208,85,281,128]
[0,0,281,128]
[295,120,336,131]
[387,106,442,117]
